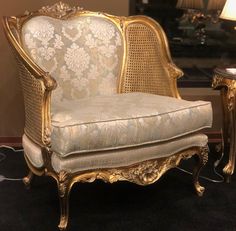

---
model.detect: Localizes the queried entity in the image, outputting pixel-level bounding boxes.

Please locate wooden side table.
[212,67,236,182]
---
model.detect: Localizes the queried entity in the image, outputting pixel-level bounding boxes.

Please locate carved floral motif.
[39,2,83,19]
[75,151,194,186]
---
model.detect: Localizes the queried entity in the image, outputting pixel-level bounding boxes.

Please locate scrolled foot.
[23,171,34,189]
[194,181,205,197]
[193,146,208,196]
[223,163,233,183]
[58,216,68,231]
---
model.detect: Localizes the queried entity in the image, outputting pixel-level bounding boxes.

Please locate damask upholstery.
[51,133,208,173]
[3,2,213,230]
[21,15,123,102]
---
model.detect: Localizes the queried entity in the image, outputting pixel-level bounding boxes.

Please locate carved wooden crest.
[39,1,83,19]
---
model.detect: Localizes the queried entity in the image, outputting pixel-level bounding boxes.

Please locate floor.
[0,146,236,231]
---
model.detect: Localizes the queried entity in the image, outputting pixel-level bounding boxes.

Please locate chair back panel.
[21,15,124,103]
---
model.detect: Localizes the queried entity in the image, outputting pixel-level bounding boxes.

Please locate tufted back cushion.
[21,16,123,103]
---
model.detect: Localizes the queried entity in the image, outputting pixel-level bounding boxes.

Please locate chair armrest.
[2,16,57,147]
[167,62,184,99]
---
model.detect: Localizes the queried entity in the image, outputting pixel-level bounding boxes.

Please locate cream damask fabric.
[22,131,208,172]
[21,15,123,102]
[51,92,212,157]
[51,134,208,173]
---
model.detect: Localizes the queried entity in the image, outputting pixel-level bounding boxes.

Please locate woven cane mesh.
[16,57,45,146]
[122,23,173,96]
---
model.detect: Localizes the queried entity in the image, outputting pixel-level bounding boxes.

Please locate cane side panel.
[121,22,173,96]
[17,57,45,146]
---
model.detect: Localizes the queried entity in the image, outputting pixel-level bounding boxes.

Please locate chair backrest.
[21,15,124,102]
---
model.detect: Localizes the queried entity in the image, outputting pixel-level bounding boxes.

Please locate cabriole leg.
[193,146,208,196]
[223,108,236,183]
[57,171,72,231]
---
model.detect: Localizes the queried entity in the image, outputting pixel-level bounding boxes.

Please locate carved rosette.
[110,158,174,185]
[39,1,83,19]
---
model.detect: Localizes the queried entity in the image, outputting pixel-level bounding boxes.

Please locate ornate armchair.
[3,2,212,230]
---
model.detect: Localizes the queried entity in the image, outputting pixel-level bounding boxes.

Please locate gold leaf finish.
[43,74,57,91]
[167,63,184,79]
[58,171,69,197]
[94,153,191,186]
[212,74,236,111]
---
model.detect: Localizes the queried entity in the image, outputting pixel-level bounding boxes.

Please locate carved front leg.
[193,146,208,196]
[223,108,236,183]
[23,170,34,188]
[213,76,236,182]
[57,171,72,231]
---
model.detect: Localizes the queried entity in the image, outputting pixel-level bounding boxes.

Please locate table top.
[214,67,236,80]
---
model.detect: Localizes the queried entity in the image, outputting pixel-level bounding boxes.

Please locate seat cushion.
[51,92,212,157]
